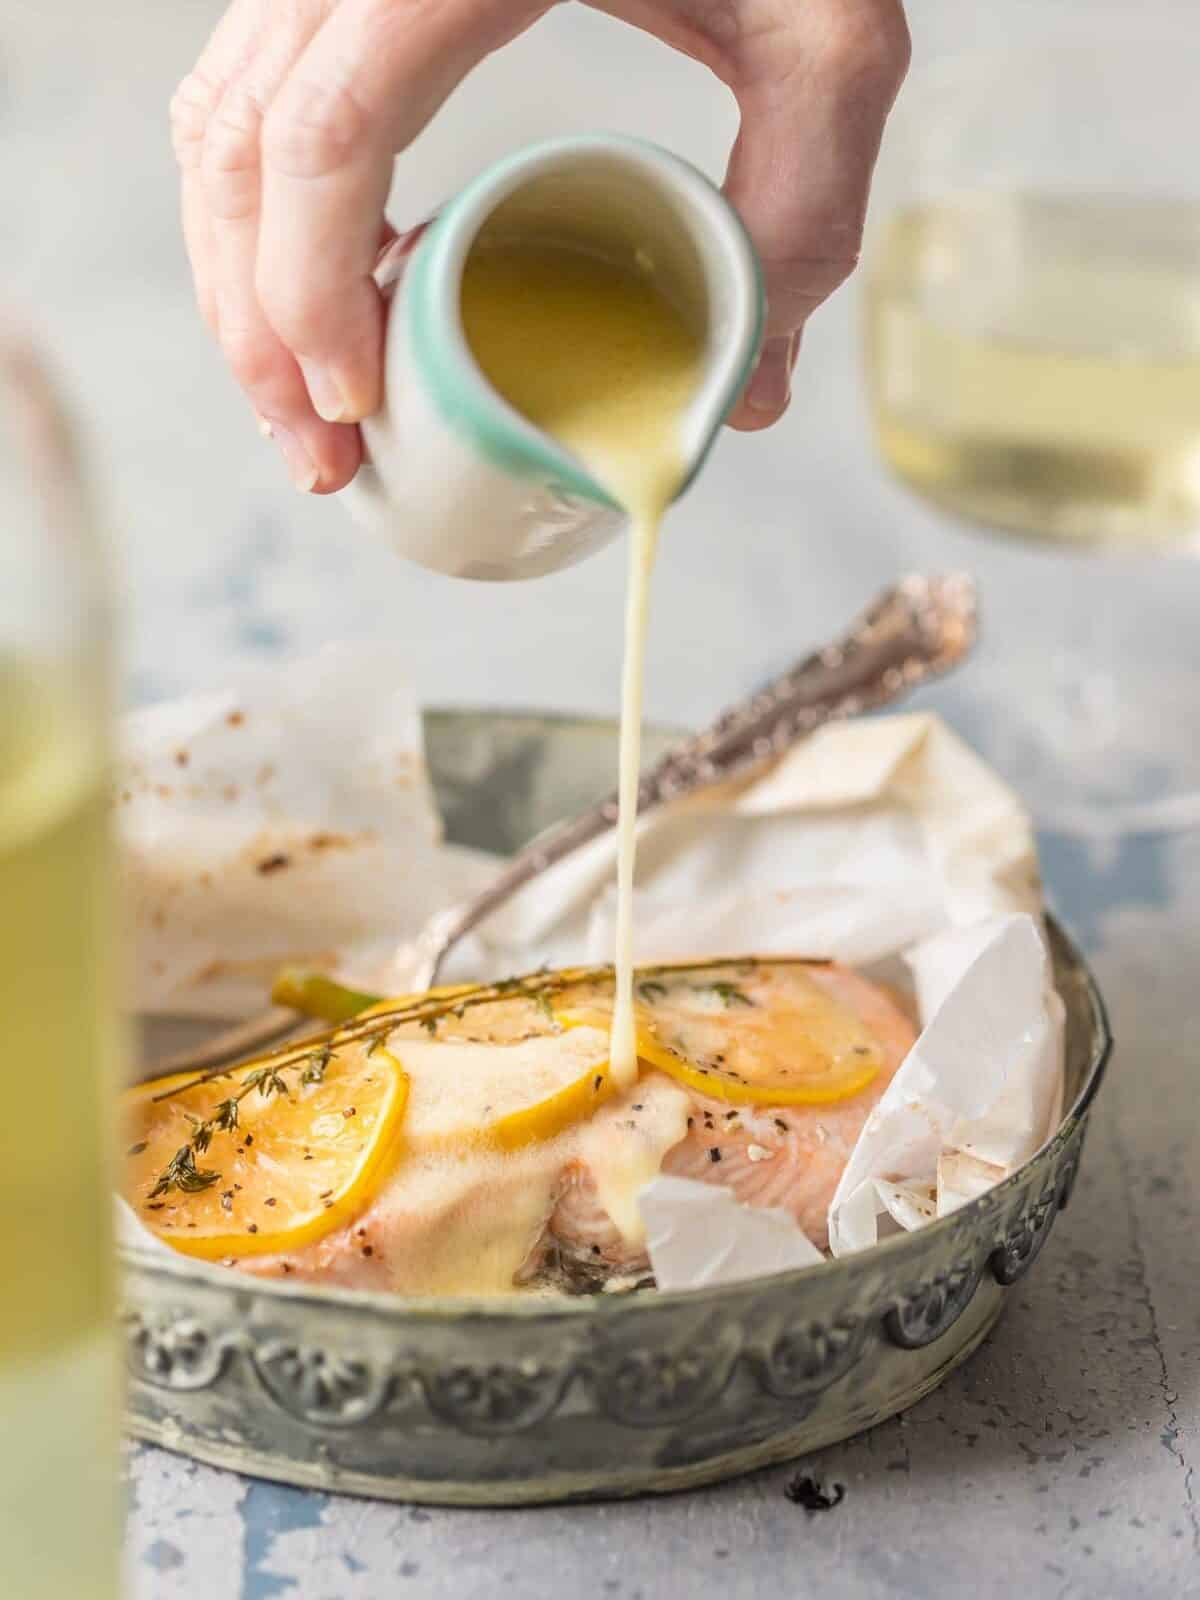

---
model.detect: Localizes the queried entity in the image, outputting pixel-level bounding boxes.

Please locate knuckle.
[823,7,911,96]
[255,273,320,350]
[206,86,264,168]
[888,12,913,83]
[259,275,380,364]
[200,87,264,220]
[262,78,369,181]
[197,290,222,340]
[768,252,858,308]
[218,321,281,393]
[170,70,225,168]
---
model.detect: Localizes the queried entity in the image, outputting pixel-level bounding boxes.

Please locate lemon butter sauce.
[460,236,704,1088]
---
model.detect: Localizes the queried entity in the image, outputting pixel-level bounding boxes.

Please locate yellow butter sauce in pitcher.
[460,238,704,1086]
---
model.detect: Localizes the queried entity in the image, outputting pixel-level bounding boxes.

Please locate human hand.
[172,0,909,493]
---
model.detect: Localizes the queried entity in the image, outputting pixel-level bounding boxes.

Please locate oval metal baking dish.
[123,710,1112,1505]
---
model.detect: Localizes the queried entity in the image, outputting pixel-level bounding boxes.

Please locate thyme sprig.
[144,955,810,1201]
[150,1144,220,1198]
[638,974,757,1008]
[636,979,668,1004]
[147,1044,338,1198]
[157,957,799,1106]
[152,967,622,1106]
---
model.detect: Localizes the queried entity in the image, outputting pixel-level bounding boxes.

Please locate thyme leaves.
[147,1046,338,1198]
[149,1144,220,1199]
[692,980,754,1008]
[142,956,785,1201]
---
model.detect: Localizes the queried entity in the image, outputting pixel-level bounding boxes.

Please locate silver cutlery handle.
[410,573,976,986]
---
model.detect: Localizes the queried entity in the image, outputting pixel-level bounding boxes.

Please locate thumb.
[722,0,910,430]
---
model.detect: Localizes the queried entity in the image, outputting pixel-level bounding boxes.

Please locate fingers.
[177,0,905,489]
[583,0,907,429]
[721,0,911,429]
[199,4,361,491]
[175,0,547,491]
[256,0,550,428]
[171,0,261,339]
[171,0,350,492]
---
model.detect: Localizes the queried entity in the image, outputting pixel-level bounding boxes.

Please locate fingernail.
[298,359,352,424]
[255,414,273,439]
[745,334,797,414]
[272,425,319,493]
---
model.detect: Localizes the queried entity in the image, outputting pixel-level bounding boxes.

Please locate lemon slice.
[632,1019,880,1107]
[559,960,884,1107]
[391,1025,614,1153]
[122,1046,408,1259]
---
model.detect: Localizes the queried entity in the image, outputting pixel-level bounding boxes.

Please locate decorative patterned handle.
[409,573,977,987]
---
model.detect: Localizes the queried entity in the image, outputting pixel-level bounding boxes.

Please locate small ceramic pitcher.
[345,134,763,581]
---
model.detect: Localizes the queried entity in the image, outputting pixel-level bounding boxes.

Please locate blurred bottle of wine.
[864,40,1200,549]
[0,340,122,1600]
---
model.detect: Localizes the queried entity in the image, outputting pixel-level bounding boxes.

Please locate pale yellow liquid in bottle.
[461,241,704,1086]
[0,667,121,1600]
[865,194,1200,543]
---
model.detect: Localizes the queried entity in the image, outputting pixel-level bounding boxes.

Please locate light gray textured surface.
[6,1,1198,1594]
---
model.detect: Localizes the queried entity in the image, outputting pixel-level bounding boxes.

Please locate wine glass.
[861,36,1200,840]
[0,334,122,1596]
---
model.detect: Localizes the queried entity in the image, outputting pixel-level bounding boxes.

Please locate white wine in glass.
[866,191,1200,544]
[0,341,122,1598]
[864,42,1200,549]
[861,36,1200,839]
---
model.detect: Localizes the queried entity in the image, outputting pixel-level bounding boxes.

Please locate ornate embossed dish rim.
[122,710,1112,1504]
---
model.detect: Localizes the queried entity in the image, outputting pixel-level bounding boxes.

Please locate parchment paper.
[121,650,1063,1273]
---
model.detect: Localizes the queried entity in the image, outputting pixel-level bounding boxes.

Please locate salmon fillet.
[236,961,917,1294]
[549,964,915,1262]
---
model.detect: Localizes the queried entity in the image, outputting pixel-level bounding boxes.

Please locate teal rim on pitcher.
[404,134,765,509]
